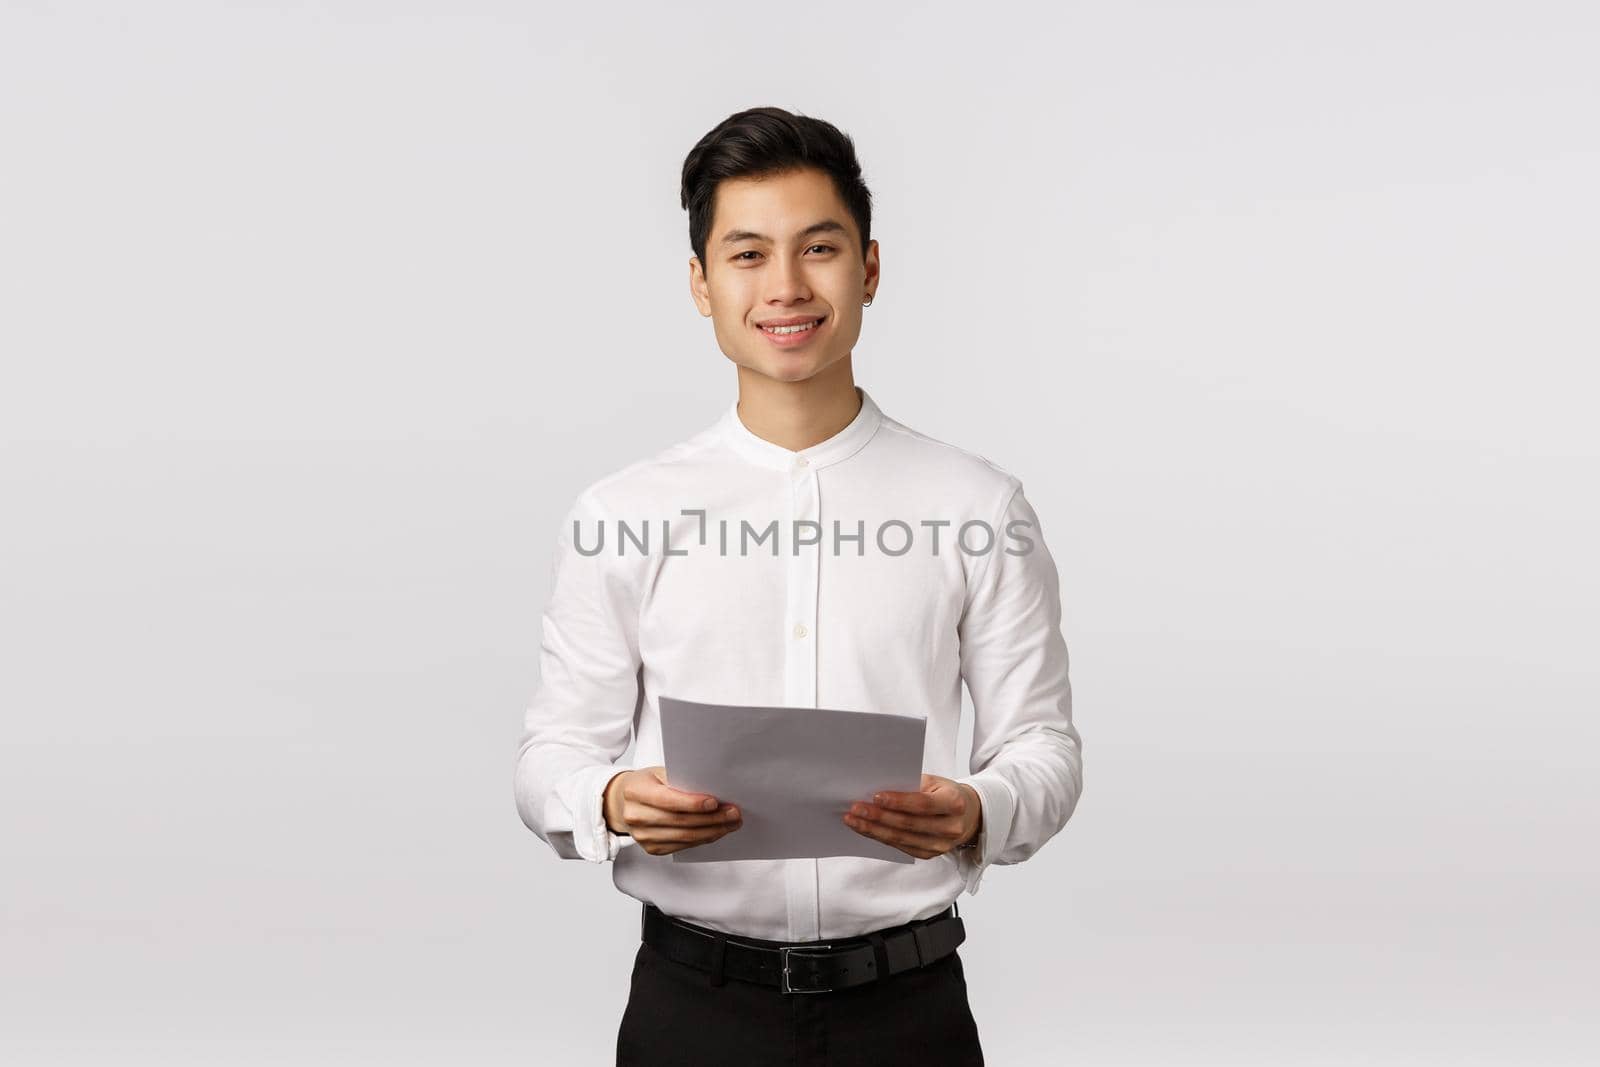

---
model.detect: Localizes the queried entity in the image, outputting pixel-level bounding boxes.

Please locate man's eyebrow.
[717,219,851,246]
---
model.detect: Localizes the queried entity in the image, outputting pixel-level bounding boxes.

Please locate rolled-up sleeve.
[513,490,641,863]
[953,480,1083,894]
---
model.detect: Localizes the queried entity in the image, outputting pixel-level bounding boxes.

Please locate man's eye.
[733,245,834,261]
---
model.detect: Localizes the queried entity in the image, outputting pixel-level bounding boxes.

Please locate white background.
[2,2,1596,1064]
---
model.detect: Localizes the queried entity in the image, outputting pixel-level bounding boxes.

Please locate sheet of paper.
[658,695,927,863]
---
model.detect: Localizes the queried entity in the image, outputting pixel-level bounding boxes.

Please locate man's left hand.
[843,774,982,860]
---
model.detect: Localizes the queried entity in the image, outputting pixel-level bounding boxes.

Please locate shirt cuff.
[555,763,633,863]
[953,772,1016,895]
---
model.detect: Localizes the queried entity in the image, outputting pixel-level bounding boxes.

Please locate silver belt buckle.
[779,943,836,994]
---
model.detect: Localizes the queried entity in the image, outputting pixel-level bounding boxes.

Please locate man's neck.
[733,360,862,453]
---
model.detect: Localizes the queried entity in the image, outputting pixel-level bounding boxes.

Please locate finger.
[638,781,723,813]
[871,789,949,815]
[649,826,735,855]
[639,821,742,846]
[628,804,742,829]
[651,826,742,856]
[844,812,949,855]
[641,767,723,812]
[856,806,962,839]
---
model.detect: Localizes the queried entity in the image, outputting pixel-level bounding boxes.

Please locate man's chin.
[739,352,829,384]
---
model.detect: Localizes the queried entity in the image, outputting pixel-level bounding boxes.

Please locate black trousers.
[615,912,985,1066]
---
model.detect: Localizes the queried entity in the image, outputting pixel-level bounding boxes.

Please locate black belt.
[640,901,966,995]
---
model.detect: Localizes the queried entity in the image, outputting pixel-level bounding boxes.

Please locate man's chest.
[634,494,973,697]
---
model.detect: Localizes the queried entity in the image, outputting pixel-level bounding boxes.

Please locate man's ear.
[689,256,713,317]
[863,239,881,293]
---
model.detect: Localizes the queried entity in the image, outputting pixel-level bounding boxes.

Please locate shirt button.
[795,455,809,468]
[793,622,809,639]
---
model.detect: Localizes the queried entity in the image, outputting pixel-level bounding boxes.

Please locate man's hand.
[843,773,982,860]
[603,766,743,856]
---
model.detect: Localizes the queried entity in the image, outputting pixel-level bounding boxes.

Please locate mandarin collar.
[719,386,885,471]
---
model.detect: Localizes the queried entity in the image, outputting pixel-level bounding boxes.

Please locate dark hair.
[680,106,873,271]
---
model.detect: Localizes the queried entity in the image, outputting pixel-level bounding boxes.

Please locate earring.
[862,295,874,307]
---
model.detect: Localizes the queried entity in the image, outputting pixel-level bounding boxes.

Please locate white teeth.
[762,318,820,335]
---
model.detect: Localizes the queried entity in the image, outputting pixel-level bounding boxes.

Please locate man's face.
[690,167,879,385]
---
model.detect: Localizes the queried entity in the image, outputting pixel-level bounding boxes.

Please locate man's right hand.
[602,766,743,856]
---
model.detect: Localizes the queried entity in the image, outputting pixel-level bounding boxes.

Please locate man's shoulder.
[566,418,727,518]
[874,414,1023,507]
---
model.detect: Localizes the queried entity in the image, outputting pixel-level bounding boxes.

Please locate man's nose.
[765,257,812,303]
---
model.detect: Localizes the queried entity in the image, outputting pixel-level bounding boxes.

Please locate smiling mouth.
[757,316,826,335]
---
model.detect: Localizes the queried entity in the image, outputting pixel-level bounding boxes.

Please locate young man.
[514,106,1082,1066]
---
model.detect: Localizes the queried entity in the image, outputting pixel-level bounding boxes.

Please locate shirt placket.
[783,452,822,940]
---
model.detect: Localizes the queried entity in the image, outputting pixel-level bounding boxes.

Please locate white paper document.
[657,695,928,863]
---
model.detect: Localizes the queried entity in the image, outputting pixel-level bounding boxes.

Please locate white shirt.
[513,385,1082,941]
